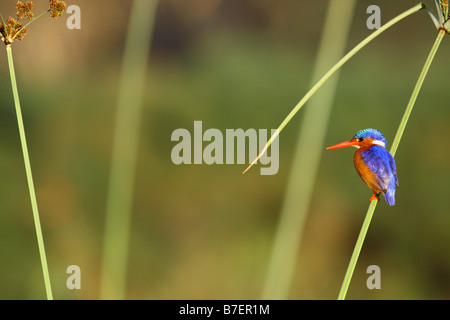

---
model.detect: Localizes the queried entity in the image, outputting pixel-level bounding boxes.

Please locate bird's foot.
[369,192,380,202]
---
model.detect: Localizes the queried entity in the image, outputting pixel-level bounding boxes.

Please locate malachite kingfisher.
[327,128,399,206]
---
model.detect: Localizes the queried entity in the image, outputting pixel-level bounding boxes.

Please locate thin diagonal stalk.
[390,28,446,157]
[262,0,356,300]
[0,12,5,27]
[337,200,377,300]
[243,3,425,174]
[6,44,52,300]
[12,10,50,41]
[337,28,446,300]
[100,0,158,300]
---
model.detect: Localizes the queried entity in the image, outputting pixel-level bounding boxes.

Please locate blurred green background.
[0,0,449,299]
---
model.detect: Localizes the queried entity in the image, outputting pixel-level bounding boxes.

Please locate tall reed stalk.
[1,0,67,299]
[5,44,52,300]
[262,0,356,300]
[100,0,158,300]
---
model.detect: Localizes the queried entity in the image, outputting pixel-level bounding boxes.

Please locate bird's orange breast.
[353,149,383,194]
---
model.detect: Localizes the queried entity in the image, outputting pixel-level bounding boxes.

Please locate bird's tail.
[384,188,396,206]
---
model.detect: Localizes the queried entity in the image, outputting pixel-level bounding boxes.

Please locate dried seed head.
[49,0,66,19]
[440,0,450,19]
[16,1,34,20]
[14,26,27,42]
[0,0,65,44]
[0,17,27,44]
[0,23,5,41]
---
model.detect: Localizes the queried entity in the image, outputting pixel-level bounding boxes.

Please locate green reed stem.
[390,28,445,157]
[262,0,356,300]
[337,28,445,300]
[6,44,52,300]
[242,3,425,174]
[0,12,5,27]
[337,200,377,300]
[100,0,158,300]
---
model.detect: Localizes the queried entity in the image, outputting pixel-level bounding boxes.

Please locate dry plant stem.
[262,0,356,300]
[6,44,53,300]
[337,28,446,300]
[242,3,425,174]
[100,0,158,300]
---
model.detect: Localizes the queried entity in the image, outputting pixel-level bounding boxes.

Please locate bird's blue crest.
[353,128,387,147]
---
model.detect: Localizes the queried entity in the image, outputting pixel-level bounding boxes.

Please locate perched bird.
[327,128,398,206]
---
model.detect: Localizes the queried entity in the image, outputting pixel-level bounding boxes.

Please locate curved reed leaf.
[242,3,425,174]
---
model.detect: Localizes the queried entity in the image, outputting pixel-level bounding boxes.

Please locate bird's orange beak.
[326,139,359,149]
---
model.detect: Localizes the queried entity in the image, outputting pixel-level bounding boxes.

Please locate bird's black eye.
[357,138,364,142]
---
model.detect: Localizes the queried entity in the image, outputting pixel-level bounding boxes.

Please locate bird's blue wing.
[361,146,390,191]
[389,154,399,187]
[361,146,398,205]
